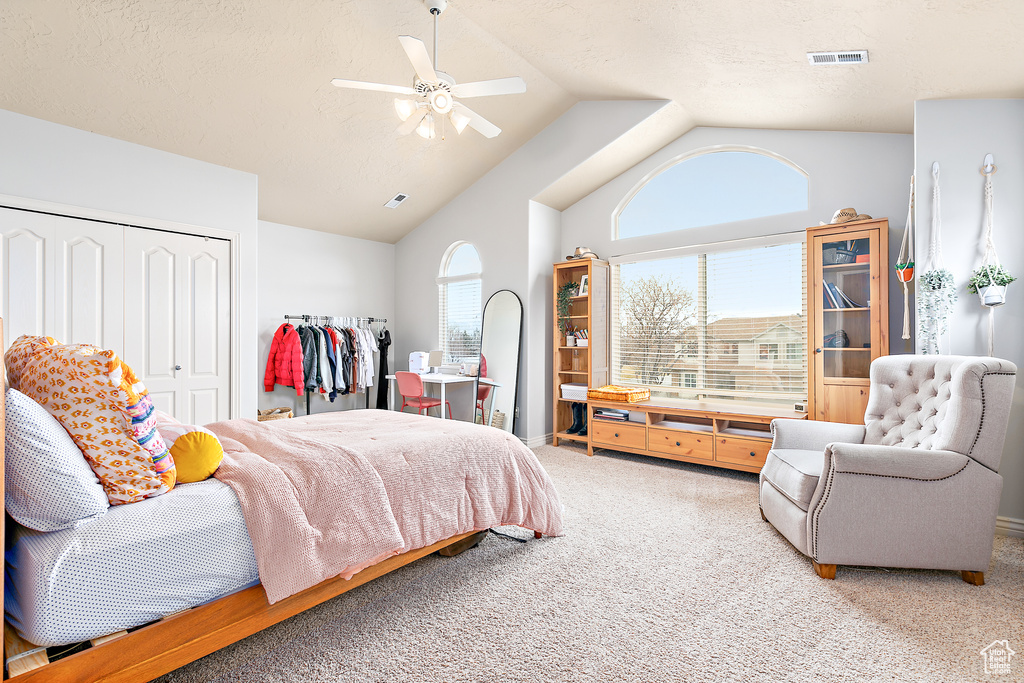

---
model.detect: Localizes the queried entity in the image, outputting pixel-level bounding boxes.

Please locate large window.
[437,242,482,363]
[615,149,808,239]
[611,236,806,405]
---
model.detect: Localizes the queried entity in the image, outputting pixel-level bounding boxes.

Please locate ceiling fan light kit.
[416,113,437,140]
[332,0,524,140]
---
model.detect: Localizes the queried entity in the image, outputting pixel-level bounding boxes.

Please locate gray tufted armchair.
[759,355,1017,584]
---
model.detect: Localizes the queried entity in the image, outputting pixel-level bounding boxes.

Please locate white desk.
[387,374,500,421]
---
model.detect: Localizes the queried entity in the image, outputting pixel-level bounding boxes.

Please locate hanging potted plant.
[967,264,1016,307]
[918,163,957,354]
[557,280,579,341]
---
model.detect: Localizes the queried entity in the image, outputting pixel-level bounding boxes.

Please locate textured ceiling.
[2,1,1022,242]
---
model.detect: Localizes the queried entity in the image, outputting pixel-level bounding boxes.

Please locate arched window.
[437,242,482,363]
[615,148,808,239]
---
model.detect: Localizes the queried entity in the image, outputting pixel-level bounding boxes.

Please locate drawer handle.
[675,441,681,446]
[749,451,757,457]
[614,433,619,437]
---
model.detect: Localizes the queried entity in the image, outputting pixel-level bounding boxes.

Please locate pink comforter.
[207,411,563,604]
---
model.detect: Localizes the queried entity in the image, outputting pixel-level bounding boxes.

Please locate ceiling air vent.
[806,50,869,65]
[384,193,409,209]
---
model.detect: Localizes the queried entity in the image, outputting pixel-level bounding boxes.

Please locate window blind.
[611,237,806,405]
[438,279,481,363]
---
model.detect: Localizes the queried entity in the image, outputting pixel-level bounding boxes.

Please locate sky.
[618,242,805,322]
[617,150,808,239]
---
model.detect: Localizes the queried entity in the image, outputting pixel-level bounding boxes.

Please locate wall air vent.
[806,50,869,65]
[384,193,409,209]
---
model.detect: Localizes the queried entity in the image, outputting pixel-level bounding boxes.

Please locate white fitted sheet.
[5,479,258,647]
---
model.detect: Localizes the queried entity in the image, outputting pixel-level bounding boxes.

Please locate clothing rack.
[284,314,388,414]
[285,314,387,325]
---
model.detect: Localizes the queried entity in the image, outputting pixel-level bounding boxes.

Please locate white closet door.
[1,208,123,352]
[124,228,230,424]
[53,216,124,355]
[0,208,54,348]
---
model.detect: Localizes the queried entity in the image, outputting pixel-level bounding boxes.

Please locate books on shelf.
[594,408,630,421]
[823,280,864,309]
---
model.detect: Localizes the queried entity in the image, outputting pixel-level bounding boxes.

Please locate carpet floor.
[158,443,1024,682]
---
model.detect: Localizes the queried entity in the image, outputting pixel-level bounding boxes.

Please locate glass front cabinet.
[807,218,889,423]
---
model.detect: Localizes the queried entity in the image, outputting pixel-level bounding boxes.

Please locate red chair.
[476,354,492,421]
[396,371,451,418]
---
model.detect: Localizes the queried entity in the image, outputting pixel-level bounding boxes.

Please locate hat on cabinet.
[566,246,599,260]
[829,208,872,224]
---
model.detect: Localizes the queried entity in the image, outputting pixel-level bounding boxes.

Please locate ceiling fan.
[331,0,525,140]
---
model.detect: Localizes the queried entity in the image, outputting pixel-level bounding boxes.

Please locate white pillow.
[5,388,109,531]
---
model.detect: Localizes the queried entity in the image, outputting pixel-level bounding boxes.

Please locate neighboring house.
[657,315,806,399]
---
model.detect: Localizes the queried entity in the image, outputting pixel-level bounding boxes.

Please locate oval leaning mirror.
[477,290,523,433]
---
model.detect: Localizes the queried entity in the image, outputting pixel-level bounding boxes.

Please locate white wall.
[526,201,563,441]
[394,100,669,442]
[0,108,260,417]
[258,220,395,416]
[562,127,916,354]
[914,99,1024,526]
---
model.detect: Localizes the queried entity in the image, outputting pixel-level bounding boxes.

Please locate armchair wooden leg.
[812,561,837,580]
[961,570,985,586]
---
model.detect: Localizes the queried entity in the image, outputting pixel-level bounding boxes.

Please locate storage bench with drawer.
[584,398,806,474]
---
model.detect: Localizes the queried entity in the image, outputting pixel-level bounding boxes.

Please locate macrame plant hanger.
[918,162,957,354]
[894,175,915,341]
[975,154,1014,356]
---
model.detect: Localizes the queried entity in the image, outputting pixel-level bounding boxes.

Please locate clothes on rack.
[298,326,319,392]
[264,323,305,396]
[354,326,378,392]
[264,317,385,406]
[375,328,392,410]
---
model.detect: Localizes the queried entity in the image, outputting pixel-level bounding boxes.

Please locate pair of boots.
[566,402,588,436]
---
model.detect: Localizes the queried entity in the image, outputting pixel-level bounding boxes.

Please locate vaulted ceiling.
[2,1,1021,243]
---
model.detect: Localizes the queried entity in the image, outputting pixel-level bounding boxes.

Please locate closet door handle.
[174,365,182,371]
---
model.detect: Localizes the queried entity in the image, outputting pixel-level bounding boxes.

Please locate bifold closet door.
[123,228,230,425]
[0,207,124,353]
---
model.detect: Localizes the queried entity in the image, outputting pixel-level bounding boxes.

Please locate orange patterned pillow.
[5,335,176,505]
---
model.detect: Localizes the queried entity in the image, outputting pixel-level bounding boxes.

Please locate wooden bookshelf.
[552,259,608,447]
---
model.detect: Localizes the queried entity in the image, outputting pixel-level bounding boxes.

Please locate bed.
[1,323,564,682]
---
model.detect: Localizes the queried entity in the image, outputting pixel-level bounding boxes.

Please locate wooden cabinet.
[552,259,608,447]
[647,428,713,461]
[587,398,806,474]
[591,420,646,450]
[807,218,889,424]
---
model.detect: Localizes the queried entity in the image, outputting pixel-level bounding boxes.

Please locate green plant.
[967,264,1016,294]
[556,281,578,335]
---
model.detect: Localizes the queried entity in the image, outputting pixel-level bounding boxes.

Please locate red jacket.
[264,323,305,396]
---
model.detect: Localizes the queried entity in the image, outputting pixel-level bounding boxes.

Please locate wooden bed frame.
[0,319,514,682]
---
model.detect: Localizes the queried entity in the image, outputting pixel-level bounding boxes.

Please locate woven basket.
[257,407,293,421]
[587,385,651,403]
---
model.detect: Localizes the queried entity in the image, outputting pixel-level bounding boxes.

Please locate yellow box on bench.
[587,385,651,403]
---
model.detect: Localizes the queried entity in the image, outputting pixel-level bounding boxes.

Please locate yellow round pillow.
[159,422,224,483]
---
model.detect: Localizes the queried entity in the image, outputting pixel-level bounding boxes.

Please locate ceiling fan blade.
[395,109,428,136]
[451,77,526,99]
[398,35,438,84]
[331,78,418,96]
[455,104,501,138]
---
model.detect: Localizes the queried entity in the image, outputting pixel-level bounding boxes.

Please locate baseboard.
[995,516,1024,538]
[523,433,553,449]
